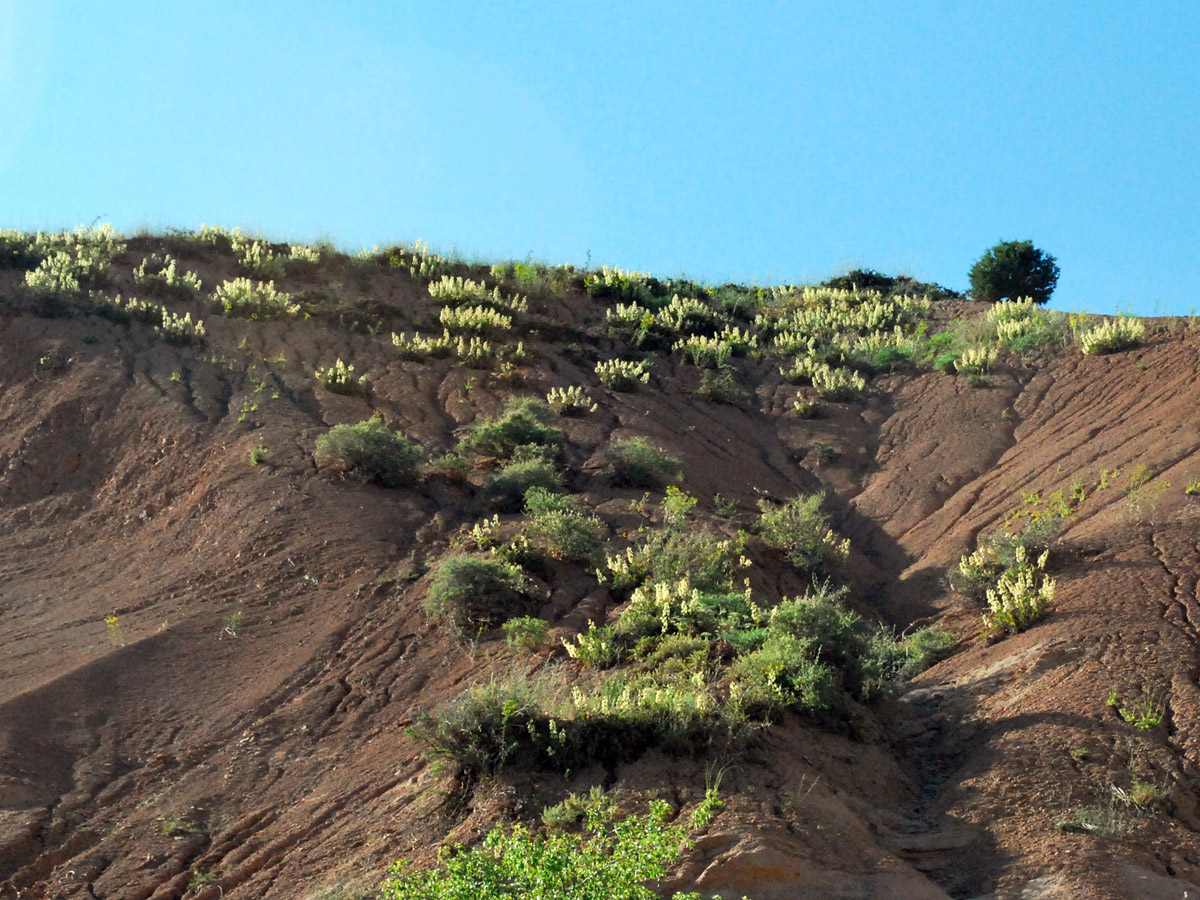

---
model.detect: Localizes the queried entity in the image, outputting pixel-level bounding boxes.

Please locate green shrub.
[425,556,530,632]
[541,786,617,832]
[605,526,743,595]
[968,240,1060,305]
[382,794,726,900]
[213,277,300,319]
[729,633,835,717]
[485,458,563,513]
[607,438,682,489]
[502,616,552,650]
[459,397,564,461]
[415,675,548,778]
[314,415,422,486]
[757,494,850,576]
[524,488,605,563]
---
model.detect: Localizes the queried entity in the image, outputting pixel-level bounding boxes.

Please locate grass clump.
[757,494,850,577]
[314,415,422,486]
[523,488,606,563]
[607,438,682,489]
[425,556,531,633]
[485,456,563,513]
[502,616,552,650]
[213,277,300,319]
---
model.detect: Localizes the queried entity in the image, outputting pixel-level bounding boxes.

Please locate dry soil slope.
[0,259,1198,899]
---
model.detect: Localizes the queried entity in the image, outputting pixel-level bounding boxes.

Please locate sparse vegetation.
[756,494,850,577]
[316,359,369,395]
[546,385,598,415]
[425,556,531,633]
[596,358,651,390]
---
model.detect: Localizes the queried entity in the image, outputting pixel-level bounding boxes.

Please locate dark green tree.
[968,240,1060,305]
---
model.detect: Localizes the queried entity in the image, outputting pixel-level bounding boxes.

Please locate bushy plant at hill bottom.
[382,793,730,900]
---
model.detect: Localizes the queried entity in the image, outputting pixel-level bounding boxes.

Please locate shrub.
[524,488,605,563]
[968,240,1060,305]
[213,277,300,319]
[459,396,564,461]
[546,385,598,416]
[729,633,835,717]
[607,438,682,489]
[381,795,724,900]
[605,521,743,595]
[316,359,369,395]
[502,616,552,650]
[757,494,849,576]
[425,556,530,632]
[595,358,651,390]
[314,415,422,486]
[486,458,563,512]
[1079,316,1145,355]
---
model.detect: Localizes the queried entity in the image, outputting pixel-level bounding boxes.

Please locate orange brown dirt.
[1,239,1199,899]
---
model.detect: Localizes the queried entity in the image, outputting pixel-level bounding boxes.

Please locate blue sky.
[2,1,1197,315]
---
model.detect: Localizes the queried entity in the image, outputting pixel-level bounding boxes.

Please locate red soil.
[0,241,1199,899]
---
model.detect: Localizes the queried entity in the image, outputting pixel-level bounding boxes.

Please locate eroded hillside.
[0,228,1198,899]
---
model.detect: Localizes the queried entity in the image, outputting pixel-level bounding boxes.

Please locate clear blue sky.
[2,1,1197,315]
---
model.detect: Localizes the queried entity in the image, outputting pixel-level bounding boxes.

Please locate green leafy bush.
[314,415,422,486]
[606,526,743,595]
[425,556,531,632]
[524,488,605,563]
[607,438,682,489]
[486,457,563,513]
[382,794,726,900]
[459,397,564,461]
[757,494,849,576]
[968,240,1060,305]
[562,620,622,668]
[502,616,552,650]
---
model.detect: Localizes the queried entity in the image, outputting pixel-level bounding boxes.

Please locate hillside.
[1,227,1199,900]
